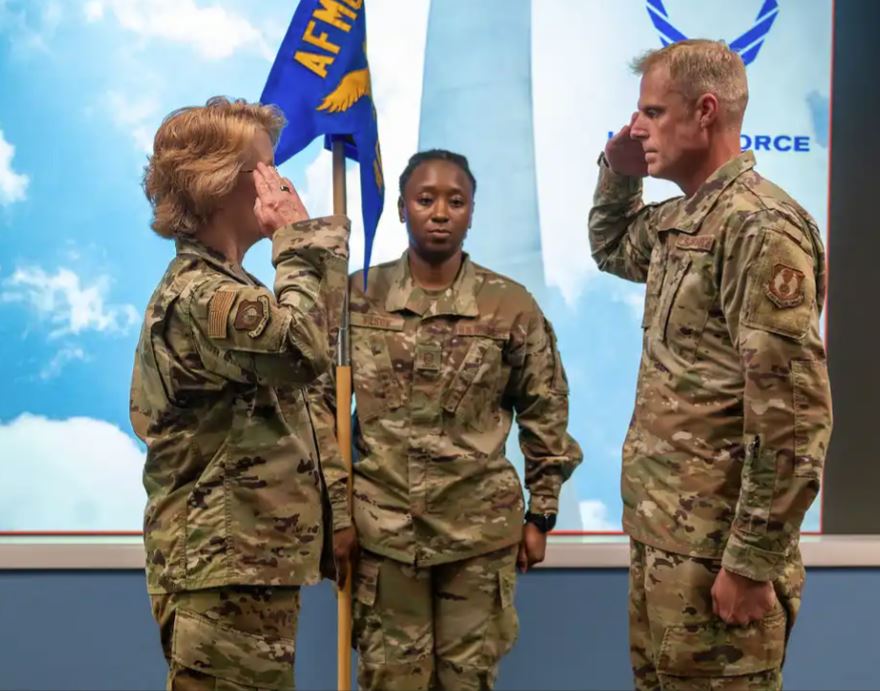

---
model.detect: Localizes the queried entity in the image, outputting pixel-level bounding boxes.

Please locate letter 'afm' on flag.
[261,0,384,279]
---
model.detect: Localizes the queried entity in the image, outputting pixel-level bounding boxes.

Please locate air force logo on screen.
[629,0,812,155]
[646,0,779,66]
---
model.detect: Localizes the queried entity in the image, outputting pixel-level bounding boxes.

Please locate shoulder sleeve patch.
[233,295,271,338]
[207,290,236,339]
[765,263,806,309]
[743,231,816,340]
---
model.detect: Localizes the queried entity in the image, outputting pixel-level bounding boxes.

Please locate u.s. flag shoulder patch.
[207,290,236,339]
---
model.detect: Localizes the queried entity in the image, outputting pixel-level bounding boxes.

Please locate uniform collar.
[384,251,480,318]
[175,236,260,285]
[657,151,756,234]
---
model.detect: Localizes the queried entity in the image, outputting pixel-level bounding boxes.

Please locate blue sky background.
[0,0,831,532]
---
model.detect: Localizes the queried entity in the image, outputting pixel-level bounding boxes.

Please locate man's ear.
[696,93,720,129]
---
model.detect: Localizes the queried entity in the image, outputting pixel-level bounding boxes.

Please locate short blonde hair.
[632,39,748,126]
[143,96,286,239]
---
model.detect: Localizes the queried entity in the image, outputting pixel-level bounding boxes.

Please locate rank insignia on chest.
[414,343,442,372]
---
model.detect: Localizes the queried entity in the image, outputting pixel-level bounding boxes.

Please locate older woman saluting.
[130,96,348,691]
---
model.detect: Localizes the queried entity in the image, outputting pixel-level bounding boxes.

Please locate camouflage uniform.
[130,215,350,689]
[323,252,582,690]
[589,152,832,690]
[151,586,300,691]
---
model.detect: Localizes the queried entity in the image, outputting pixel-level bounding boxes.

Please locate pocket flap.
[352,333,403,422]
[658,613,786,677]
[172,609,294,689]
[442,338,493,414]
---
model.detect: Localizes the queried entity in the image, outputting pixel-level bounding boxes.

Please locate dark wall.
[824,0,880,532]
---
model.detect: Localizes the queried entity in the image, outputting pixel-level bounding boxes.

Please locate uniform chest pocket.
[442,330,507,427]
[660,245,716,362]
[351,321,405,423]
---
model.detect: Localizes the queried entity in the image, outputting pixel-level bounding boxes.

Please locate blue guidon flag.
[261,0,384,280]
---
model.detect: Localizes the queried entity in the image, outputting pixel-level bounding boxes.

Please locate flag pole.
[333,138,353,691]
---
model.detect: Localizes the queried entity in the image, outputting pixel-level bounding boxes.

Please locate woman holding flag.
[327,149,583,690]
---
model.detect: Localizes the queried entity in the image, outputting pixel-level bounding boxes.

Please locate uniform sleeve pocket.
[742,232,816,341]
[171,609,294,689]
[657,612,786,677]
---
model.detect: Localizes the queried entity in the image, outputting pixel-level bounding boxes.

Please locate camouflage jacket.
[589,151,832,582]
[130,216,349,593]
[322,252,583,566]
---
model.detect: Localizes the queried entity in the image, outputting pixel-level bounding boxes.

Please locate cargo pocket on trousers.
[352,554,385,665]
[171,609,294,690]
[657,611,786,678]
[482,569,519,667]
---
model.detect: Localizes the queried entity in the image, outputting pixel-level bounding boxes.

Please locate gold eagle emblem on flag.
[317,67,371,113]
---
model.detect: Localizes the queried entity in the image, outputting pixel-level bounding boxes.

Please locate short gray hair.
[632,39,748,126]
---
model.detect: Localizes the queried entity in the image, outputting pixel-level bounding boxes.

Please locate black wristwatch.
[524,511,557,534]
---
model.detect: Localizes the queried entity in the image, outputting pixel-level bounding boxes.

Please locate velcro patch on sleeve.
[765,263,806,309]
[233,295,271,338]
[207,290,236,339]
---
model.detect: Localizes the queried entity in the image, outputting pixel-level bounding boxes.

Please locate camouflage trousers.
[150,586,300,691]
[629,540,804,691]
[352,545,519,691]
